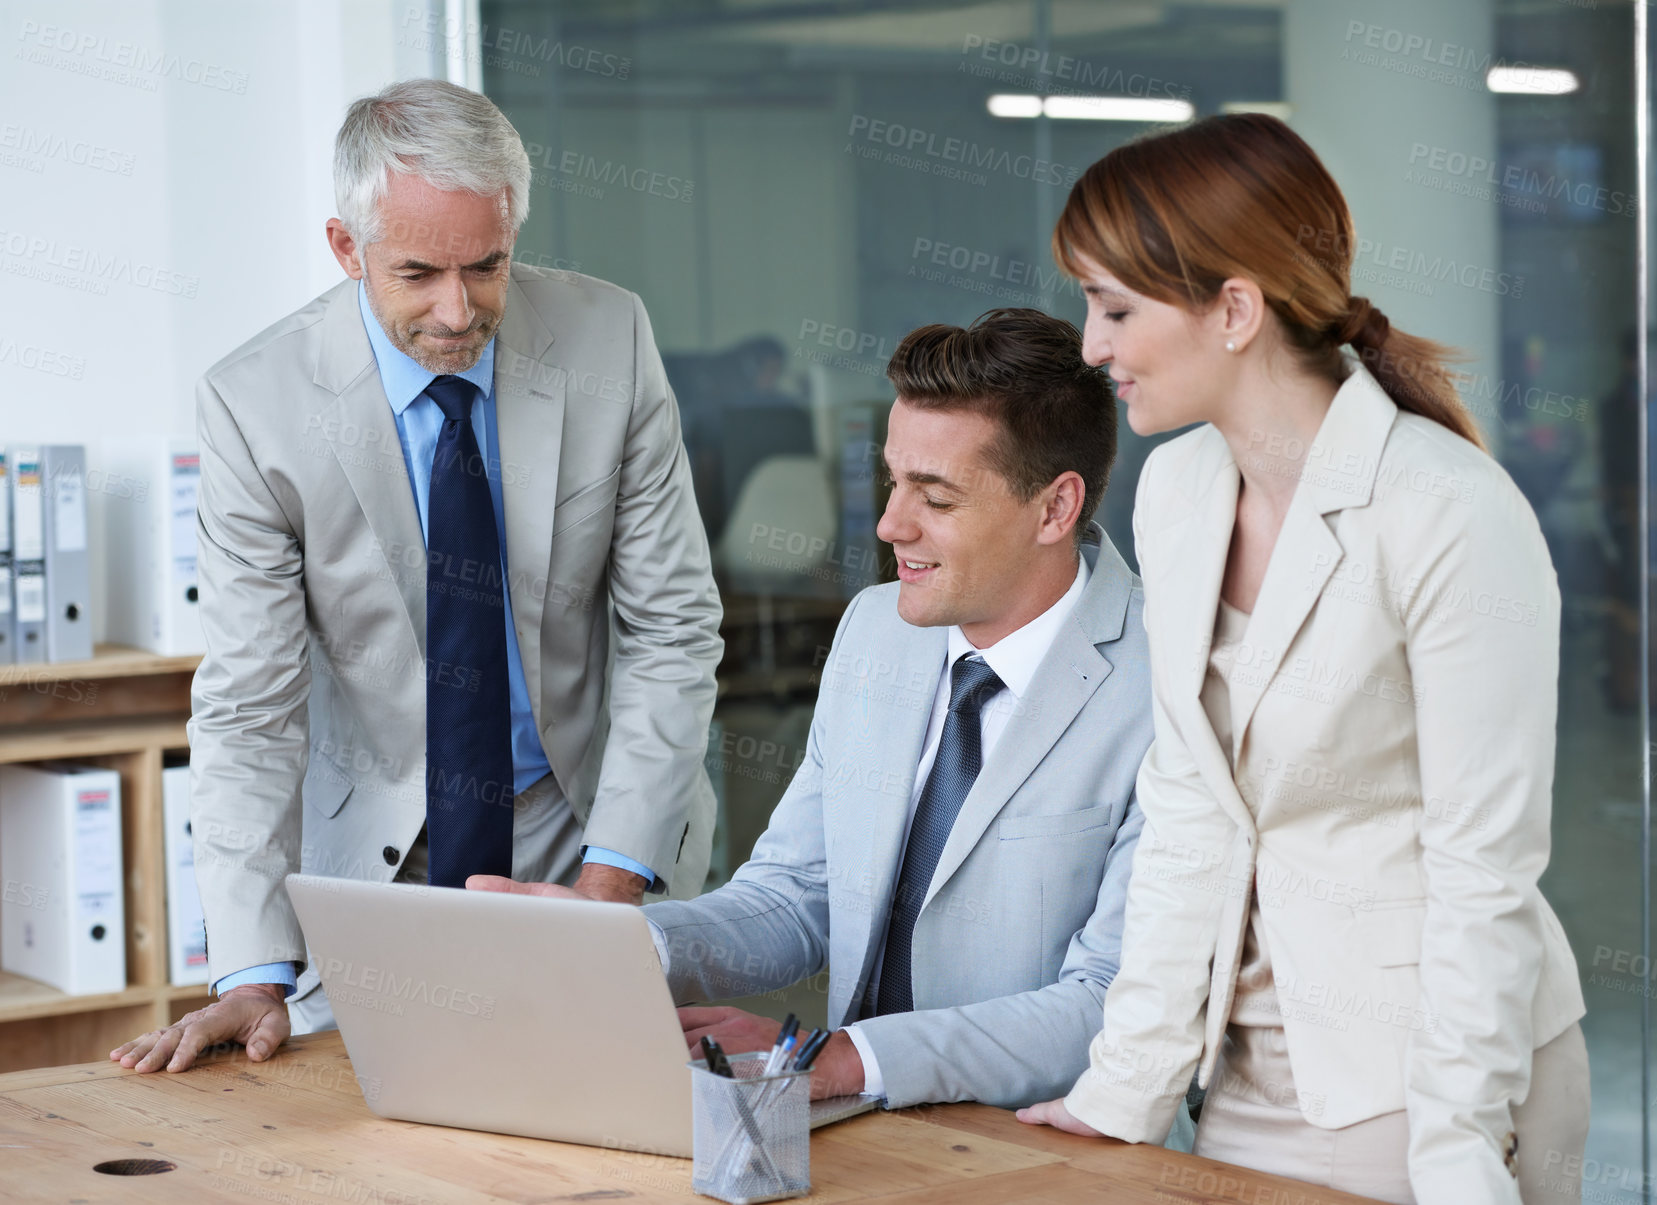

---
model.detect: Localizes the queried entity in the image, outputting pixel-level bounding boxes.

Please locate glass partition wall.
[480,0,1647,1193]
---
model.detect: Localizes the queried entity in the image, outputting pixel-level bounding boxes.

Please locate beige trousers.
[1192,1022,1590,1204]
[287,773,584,1034]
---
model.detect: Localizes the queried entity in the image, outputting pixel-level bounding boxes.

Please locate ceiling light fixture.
[1486,66,1580,95]
[987,94,1195,122]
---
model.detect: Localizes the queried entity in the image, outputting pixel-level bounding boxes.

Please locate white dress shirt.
[650,557,1089,1097]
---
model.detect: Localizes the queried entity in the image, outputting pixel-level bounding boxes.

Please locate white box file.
[0,762,126,996]
[105,441,204,656]
[162,763,208,985]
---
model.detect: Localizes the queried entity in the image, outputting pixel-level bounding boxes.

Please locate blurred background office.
[1,0,1654,1196]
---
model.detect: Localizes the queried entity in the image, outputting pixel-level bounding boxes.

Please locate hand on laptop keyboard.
[466,869,646,905]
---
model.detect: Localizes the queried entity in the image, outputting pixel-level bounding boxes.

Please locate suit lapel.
[1151,446,1256,833]
[922,616,1108,911]
[1225,496,1341,745]
[313,282,427,655]
[920,531,1129,909]
[1229,367,1397,750]
[493,273,561,708]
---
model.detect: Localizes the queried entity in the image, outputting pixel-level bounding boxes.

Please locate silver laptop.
[285,874,876,1156]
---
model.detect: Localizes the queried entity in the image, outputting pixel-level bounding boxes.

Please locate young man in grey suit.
[113,79,721,1073]
[478,308,1153,1111]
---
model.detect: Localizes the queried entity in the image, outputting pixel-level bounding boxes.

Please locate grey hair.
[334,78,532,244]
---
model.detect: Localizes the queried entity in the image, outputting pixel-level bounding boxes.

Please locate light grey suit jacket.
[189,264,722,988]
[644,528,1152,1110]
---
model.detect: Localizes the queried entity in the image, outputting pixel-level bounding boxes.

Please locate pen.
[793,1029,832,1072]
[763,1032,799,1077]
[763,1015,800,1076]
[701,1035,734,1078]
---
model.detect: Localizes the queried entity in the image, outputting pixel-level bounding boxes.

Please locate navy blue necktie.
[875,654,1004,1016]
[424,375,514,888]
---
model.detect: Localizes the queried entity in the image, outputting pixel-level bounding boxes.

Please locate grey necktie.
[874,654,1004,1015]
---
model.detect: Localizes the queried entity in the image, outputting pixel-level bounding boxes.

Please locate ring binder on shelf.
[40,445,92,663]
[106,440,203,656]
[0,762,127,997]
[8,447,45,664]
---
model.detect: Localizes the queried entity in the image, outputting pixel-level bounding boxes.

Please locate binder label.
[15,571,43,622]
[12,455,42,561]
[75,790,118,916]
[53,464,87,553]
[171,452,200,583]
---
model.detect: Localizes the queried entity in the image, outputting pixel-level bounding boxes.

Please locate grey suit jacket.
[189,264,722,987]
[644,528,1152,1110]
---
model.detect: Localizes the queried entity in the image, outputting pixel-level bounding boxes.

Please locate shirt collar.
[947,556,1090,700]
[356,278,496,414]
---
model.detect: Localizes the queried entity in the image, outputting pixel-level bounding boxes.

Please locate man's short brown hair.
[884,308,1117,536]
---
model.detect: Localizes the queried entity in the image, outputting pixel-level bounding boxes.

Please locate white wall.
[0,0,443,639]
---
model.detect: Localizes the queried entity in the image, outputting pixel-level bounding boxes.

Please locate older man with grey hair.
[112,78,722,1073]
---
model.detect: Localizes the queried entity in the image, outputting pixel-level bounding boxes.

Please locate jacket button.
[383,846,400,866]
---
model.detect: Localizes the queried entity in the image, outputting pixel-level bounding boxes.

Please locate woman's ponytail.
[1338,296,1484,451]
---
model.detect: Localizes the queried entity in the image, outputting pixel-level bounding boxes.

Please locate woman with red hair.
[1016,114,1588,1205]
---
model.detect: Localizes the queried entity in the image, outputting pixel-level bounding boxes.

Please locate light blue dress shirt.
[212,283,658,999]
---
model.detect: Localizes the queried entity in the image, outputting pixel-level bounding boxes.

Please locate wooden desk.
[0,1032,1383,1203]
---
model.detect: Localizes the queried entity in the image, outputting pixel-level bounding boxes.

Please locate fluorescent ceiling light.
[986,94,1196,122]
[1043,95,1195,122]
[987,93,1043,118]
[1486,66,1579,95]
[1222,101,1293,121]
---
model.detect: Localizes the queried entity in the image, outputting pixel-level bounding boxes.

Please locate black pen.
[788,1028,824,1070]
[793,1029,832,1072]
[701,1035,735,1078]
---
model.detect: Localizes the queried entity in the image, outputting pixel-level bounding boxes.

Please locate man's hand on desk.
[1015,1097,1107,1137]
[109,983,290,1073]
[677,1005,866,1101]
[467,864,649,906]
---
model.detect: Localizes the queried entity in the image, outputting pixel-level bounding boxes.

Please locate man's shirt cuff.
[582,845,665,893]
[214,962,299,999]
[645,917,671,973]
[843,1023,884,1100]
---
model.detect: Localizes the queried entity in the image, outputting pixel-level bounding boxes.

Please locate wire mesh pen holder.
[690,1052,811,1204]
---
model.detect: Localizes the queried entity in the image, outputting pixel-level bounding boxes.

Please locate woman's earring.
[1225,340,1237,353]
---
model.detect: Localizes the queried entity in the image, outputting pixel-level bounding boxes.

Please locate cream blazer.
[1064,365,1585,1203]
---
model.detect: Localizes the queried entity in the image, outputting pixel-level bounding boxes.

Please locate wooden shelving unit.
[0,644,204,1072]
